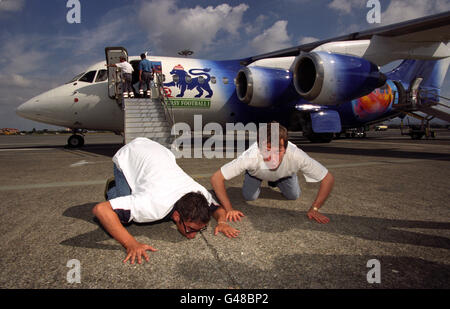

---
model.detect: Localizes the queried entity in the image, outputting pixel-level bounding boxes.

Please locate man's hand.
[123,241,158,264]
[307,208,330,224]
[214,222,240,238]
[226,209,245,222]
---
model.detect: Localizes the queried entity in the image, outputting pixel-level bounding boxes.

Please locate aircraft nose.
[16,99,34,119]
[16,94,49,122]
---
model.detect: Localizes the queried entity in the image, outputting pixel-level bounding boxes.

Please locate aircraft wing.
[243,11,450,66]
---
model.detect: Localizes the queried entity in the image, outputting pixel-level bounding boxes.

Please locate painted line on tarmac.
[0,180,106,191]
[0,148,58,152]
[334,139,450,148]
[1,157,448,192]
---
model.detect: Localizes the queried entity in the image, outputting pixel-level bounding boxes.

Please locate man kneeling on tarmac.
[93,137,239,264]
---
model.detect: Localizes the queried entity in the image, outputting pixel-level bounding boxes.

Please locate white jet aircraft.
[16,12,450,147]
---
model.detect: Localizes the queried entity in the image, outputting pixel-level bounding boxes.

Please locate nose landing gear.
[67,129,85,148]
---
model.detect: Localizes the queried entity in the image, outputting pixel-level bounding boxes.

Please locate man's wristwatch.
[311,206,319,212]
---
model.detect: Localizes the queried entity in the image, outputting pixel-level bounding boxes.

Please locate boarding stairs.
[391,79,450,139]
[112,70,175,147]
[105,47,176,147]
[396,91,450,128]
[392,77,450,123]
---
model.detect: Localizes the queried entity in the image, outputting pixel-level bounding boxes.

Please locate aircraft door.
[105,47,129,99]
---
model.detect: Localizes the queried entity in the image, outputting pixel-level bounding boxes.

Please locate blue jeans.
[106,165,132,223]
[242,171,301,201]
[107,165,131,200]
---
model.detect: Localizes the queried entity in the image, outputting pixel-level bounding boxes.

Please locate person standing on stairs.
[106,57,134,98]
[139,53,153,98]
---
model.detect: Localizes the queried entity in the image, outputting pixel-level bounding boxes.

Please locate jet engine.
[292,51,386,105]
[235,66,292,107]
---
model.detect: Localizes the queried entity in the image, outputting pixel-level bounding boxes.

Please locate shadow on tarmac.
[177,254,450,288]
[60,203,185,250]
[61,191,450,252]
[227,187,450,250]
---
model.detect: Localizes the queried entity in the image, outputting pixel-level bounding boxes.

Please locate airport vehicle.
[16,12,450,147]
[374,125,388,131]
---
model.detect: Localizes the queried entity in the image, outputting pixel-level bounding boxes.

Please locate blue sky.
[0,0,449,129]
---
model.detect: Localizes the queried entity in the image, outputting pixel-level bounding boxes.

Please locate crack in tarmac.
[199,231,241,289]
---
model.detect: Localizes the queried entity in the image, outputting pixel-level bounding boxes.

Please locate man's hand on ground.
[307,208,330,224]
[225,209,245,222]
[123,241,158,264]
[214,222,240,238]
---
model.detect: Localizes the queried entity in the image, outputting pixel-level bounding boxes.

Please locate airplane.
[16,12,450,148]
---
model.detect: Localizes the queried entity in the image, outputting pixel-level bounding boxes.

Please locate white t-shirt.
[220,142,328,182]
[109,138,217,223]
[115,61,134,74]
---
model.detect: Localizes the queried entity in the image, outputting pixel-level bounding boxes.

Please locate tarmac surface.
[0,130,449,289]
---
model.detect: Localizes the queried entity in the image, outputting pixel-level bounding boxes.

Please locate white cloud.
[328,0,364,14]
[381,0,450,25]
[245,15,268,35]
[76,19,130,55]
[250,20,291,54]
[328,0,450,22]
[0,34,49,75]
[137,0,249,56]
[298,36,320,45]
[0,0,25,12]
[0,73,31,87]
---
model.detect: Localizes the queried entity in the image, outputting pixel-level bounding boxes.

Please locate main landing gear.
[67,129,85,148]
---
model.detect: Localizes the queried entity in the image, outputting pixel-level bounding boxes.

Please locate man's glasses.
[180,217,207,234]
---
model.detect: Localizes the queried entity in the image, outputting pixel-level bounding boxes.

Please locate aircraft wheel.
[68,135,84,148]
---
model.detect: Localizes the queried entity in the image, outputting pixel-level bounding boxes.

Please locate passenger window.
[185,75,192,83]
[222,77,229,84]
[211,76,216,84]
[172,74,179,83]
[198,76,205,84]
[79,71,96,83]
[95,69,108,82]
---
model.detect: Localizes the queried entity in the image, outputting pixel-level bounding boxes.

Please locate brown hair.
[173,191,211,224]
[257,121,288,149]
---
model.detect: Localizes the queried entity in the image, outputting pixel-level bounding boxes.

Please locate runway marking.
[1,156,448,191]
[69,160,111,167]
[0,148,57,152]
[0,180,106,191]
[334,139,450,148]
[70,160,92,167]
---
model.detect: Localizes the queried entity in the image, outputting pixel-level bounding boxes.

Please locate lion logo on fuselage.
[164,64,214,98]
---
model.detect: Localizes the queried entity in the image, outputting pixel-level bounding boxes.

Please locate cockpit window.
[78,71,96,83]
[95,69,108,82]
[66,72,85,84]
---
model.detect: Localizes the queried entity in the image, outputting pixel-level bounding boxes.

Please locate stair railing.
[154,72,175,129]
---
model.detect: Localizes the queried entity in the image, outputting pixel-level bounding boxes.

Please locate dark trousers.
[122,73,133,93]
[140,71,153,91]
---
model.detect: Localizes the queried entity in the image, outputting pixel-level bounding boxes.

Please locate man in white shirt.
[107,57,134,98]
[93,138,239,265]
[210,122,334,224]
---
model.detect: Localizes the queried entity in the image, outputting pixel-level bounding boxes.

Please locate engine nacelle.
[292,51,386,105]
[236,66,292,107]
